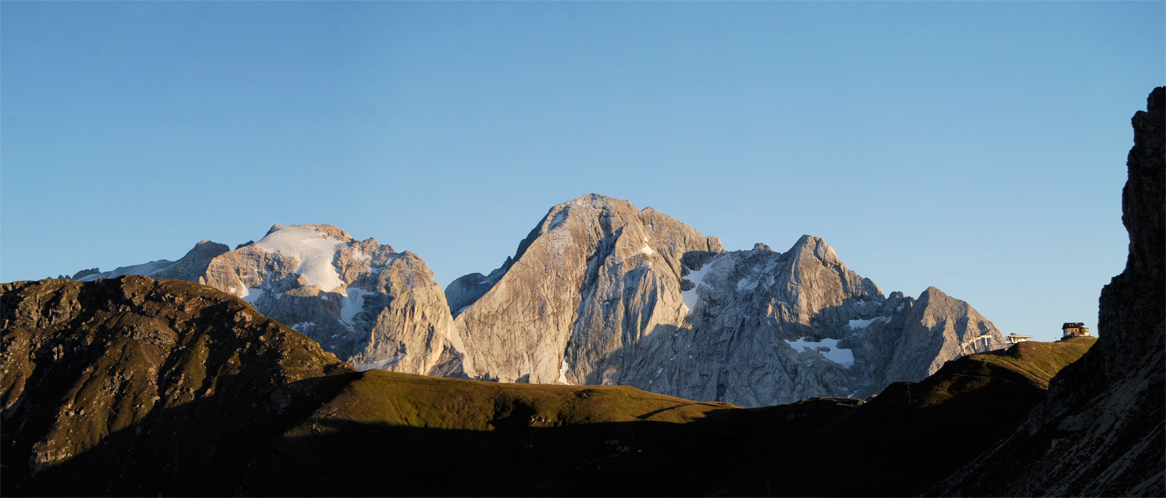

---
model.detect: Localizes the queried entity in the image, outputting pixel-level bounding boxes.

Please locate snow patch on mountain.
[681,257,718,314]
[786,337,855,367]
[356,356,402,371]
[558,358,571,385]
[848,316,891,329]
[242,287,264,304]
[340,288,372,329]
[77,260,176,282]
[254,226,346,292]
[549,209,568,231]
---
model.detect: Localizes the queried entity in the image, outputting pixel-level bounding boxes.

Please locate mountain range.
[5,86,1160,496]
[65,197,1005,407]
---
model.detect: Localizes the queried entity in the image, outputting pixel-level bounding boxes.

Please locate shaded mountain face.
[452,194,1006,406]
[0,276,353,496]
[64,202,1004,407]
[932,87,1165,497]
[74,224,465,378]
[0,275,1091,496]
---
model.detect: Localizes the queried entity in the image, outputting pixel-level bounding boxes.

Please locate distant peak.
[918,286,951,300]
[787,235,841,266]
[265,224,355,242]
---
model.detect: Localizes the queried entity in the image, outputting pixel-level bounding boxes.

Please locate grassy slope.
[246,338,1094,496]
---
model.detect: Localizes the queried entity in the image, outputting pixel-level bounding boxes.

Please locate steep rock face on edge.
[452,194,1006,406]
[932,87,1165,497]
[71,225,465,378]
[0,276,354,496]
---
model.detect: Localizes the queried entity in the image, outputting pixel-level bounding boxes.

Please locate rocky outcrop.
[0,276,353,495]
[932,87,1165,497]
[451,194,1005,406]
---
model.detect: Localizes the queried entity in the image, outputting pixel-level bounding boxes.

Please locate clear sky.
[3,1,1162,342]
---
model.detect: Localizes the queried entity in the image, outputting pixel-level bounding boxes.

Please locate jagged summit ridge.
[64,195,1006,407]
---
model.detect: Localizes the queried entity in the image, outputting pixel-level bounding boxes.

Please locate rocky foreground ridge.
[0,277,355,495]
[64,199,1005,407]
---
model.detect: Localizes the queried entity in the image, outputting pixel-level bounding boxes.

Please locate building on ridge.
[1062,322,1090,339]
[1006,333,1034,344]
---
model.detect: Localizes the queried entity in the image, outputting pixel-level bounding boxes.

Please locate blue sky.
[2,1,1162,342]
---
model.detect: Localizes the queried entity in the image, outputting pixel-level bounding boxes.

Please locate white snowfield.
[340,288,372,329]
[680,256,719,314]
[356,356,402,372]
[785,337,855,367]
[558,358,572,385]
[253,226,347,293]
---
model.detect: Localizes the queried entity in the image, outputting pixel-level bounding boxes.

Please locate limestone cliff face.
[451,194,1005,406]
[932,87,1165,497]
[451,195,720,384]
